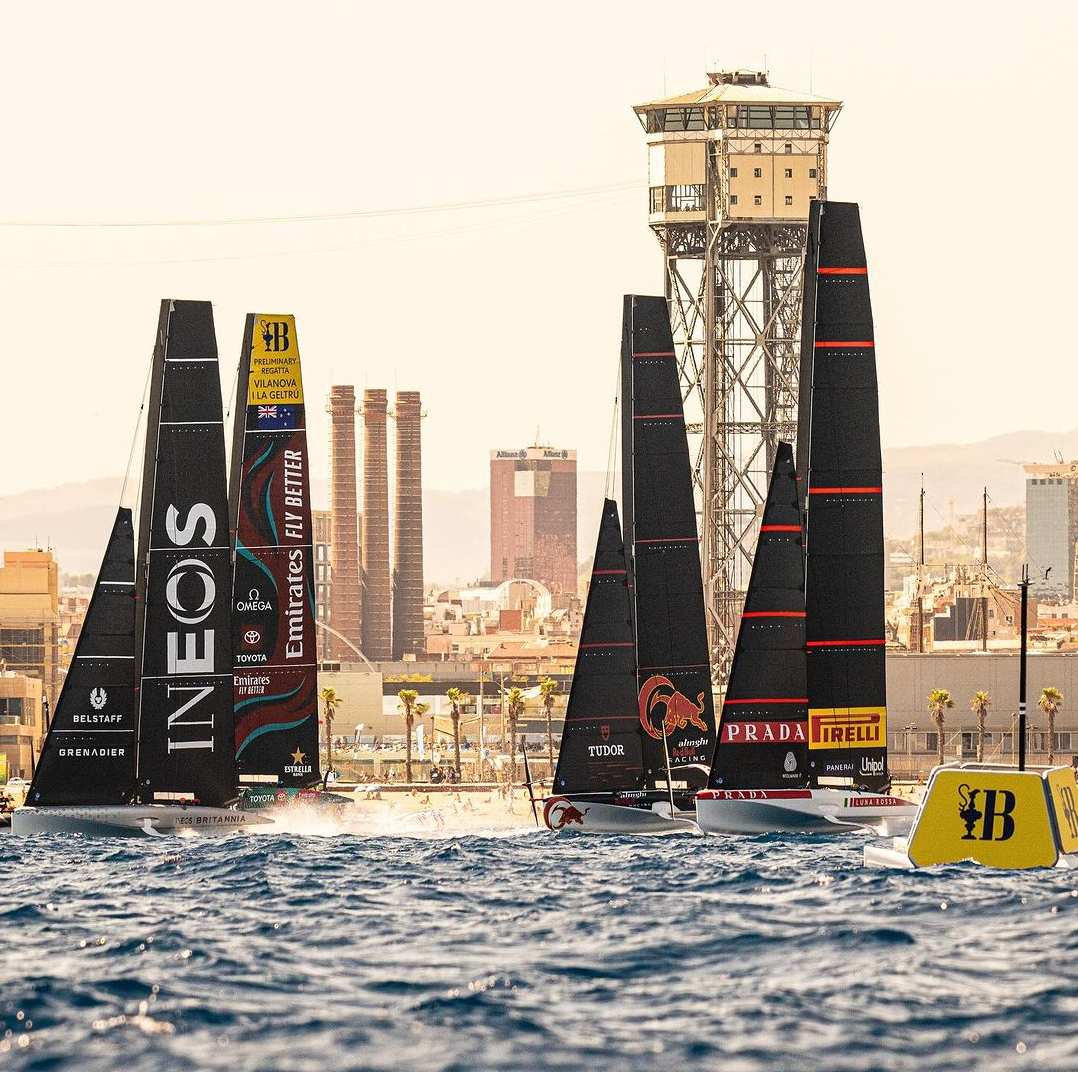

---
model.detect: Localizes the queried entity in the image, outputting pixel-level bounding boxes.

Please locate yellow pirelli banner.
[247,314,303,406]
[808,707,886,750]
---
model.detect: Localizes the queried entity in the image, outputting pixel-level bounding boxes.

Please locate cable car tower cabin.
[633,69,842,681]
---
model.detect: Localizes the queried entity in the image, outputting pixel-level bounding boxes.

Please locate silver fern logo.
[90,688,107,711]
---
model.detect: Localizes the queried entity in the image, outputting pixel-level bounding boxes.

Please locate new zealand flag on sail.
[257,405,297,430]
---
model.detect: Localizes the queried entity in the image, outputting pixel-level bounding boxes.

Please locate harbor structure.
[361,389,392,661]
[489,445,577,595]
[634,69,842,679]
[1024,460,1078,600]
[327,386,363,660]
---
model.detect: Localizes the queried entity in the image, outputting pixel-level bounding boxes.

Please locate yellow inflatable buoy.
[864,763,1078,870]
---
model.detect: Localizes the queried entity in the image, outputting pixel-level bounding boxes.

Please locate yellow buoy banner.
[907,768,1058,869]
[1046,767,1078,855]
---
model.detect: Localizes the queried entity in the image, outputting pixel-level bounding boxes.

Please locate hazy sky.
[1,0,1075,501]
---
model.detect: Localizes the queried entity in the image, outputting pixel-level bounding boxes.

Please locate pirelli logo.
[808,707,886,750]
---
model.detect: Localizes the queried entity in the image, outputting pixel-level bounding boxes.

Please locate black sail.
[709,443,808,789]
[622,295,714,786]
[28,509,137,805]
[797,201,888,790]
[552,499,643,794]
[135,300,237,806]
[229,314,320,787]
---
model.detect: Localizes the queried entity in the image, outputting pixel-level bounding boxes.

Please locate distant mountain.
[3,429,1074,581]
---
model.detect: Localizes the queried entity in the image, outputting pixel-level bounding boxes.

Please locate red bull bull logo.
[543,796,590,830]
[638,675,710,741]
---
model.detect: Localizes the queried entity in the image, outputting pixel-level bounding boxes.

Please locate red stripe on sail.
[636,536,700,544]
[818,267,868,275]
[741,611,805,618]
[632,351,675,357]
[760,524,801,532]
[633,414,684,420]
[723,697,808,705]
[808,487,882,495]
[592,570,627,575]
[814,340,874,348]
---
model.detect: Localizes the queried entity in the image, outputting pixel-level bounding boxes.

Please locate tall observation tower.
[634,69,842,680]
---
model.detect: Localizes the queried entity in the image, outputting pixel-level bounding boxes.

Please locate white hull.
[542,796,699,835]
[11,804,273,837]
[696,788,919,836]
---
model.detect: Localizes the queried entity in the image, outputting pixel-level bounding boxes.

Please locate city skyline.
[1,1,1076,503]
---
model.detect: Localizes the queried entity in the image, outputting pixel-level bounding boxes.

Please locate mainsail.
[622,295,714,784]
[28,509,137,805]
[709,443,808,790]
[229,314,319,787]
[552,499,643,795]
[797,201,888,791]
[134,300,237,806]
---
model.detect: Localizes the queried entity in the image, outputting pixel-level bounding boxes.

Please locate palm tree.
[446,687,467,779]
[506,686,526,781]
[970,691,991,762]
[319,687,342,774]
[927,689,954,767]
[1038,686,1064,763]
[539,677,559,774]
[397,688,419,783]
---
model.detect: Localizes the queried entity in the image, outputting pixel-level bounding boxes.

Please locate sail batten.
[229,314,319,788]
[798,202,888,790]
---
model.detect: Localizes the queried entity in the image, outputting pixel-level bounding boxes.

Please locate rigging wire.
[0,188,639,269]
[119,353,154,511]
[0,179,642,229]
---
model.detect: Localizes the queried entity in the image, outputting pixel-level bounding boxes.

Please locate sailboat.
[14,300,271,836]
[542,295,713,834]
[229,314,347,811]
[696,201,917,835]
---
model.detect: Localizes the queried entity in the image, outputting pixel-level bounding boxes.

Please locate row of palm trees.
[320,679,562,785]
[926,686,1065,765]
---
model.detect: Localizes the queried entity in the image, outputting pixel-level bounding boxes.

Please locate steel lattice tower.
[634,70,842,681]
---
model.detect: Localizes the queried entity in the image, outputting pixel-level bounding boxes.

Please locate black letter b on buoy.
[980,789,1016,841]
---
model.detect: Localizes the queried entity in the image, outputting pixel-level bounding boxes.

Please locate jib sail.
[229,314,319,788]
[797,201,888,791]
[552,499,643,795]
[622,295,714,787]
[134,300,237,806]
[28,509,137,805]
[710,443,808,789]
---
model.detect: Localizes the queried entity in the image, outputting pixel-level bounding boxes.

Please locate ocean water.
[1,826,1077,1072]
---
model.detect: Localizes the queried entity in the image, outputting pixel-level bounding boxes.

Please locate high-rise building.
[1024,462,1078,599]
[361,389,392,661]
[0,670,43,780]
[392,391,425,659]
[312,508,333,662]
[0,548,60,702]
[327,386,363,660]
[490,446,577,594]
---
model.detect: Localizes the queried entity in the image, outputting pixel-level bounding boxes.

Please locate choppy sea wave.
[1,827,1076,1071]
